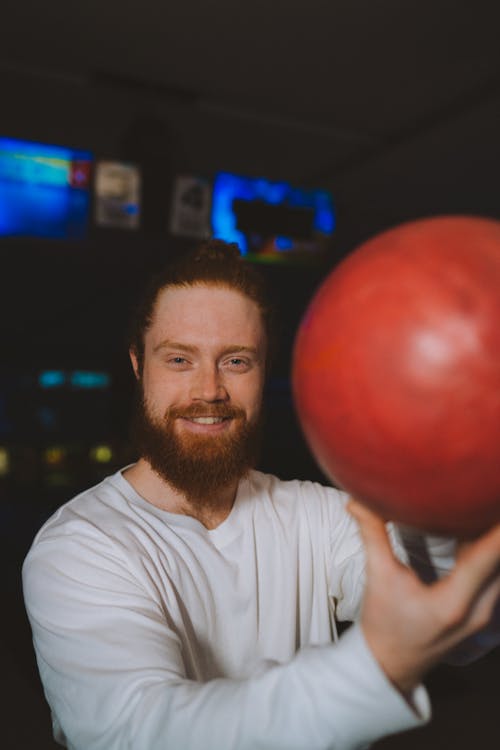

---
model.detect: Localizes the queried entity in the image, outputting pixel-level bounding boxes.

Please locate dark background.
[1,1,499,747]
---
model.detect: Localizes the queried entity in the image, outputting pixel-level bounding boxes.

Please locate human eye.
[225,356,252,372]
[166,355,190,369]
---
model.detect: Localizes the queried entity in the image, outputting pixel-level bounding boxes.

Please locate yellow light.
[90,444,113,463]
[44,447,65,466]
[0,447,10,476]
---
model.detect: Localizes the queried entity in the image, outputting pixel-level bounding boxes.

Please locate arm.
[347,499,500,694]
[23,533,427,750]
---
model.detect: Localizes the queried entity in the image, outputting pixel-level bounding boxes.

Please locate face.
[130,283,267,500]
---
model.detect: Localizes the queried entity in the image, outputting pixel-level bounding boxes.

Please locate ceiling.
[1,0,499,187]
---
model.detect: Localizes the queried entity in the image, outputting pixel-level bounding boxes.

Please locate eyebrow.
[153,341,197,354]
[153,340,260,358]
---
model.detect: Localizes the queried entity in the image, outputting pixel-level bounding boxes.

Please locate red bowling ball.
[292,216,500,539]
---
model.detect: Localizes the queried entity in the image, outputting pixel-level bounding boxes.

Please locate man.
[23,239,500,750]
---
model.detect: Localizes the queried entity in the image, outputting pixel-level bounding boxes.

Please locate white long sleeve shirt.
[23,468,431,750]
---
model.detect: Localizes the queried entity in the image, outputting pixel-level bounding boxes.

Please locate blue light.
[211,173,248,252]
[39,371,66,388]
[0,137,89,164]
[275,236,294,250]
[124,203,139,215]
[0,136,92,238]
[315,206,336,234]
[258,180,288,204]
[211,171,336,258]
[70,371,111,389]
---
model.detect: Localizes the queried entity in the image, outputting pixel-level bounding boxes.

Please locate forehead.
[148,284,265,347]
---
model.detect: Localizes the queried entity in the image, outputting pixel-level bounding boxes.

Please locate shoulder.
[30,470,131,541]
[22,469,140,580]
[247,468,346,500]
[245,469,350,524]
[22,469,154,612]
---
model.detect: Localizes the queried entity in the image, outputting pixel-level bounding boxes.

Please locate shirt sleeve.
[23,530,430,750]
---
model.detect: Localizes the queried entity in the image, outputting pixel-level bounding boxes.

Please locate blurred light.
[275,236,293,250]
[90,444,113,463]
[39,370,66,388]
[70,371,111,389]
[0,447,10,476]
[211,171,335,257]
[0,137,91,239]
[44,446,65,466]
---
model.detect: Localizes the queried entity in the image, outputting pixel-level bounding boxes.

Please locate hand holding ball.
[292,216,500,539]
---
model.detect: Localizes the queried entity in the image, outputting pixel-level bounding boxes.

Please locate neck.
[123,458,239,529]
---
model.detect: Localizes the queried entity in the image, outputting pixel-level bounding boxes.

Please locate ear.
[129,348,140,380]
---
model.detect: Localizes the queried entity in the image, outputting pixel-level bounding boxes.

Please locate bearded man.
[23,240,500,750]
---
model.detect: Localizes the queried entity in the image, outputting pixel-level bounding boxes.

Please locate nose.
[190,362,228,402]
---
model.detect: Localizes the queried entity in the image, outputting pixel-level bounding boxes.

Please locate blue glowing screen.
[0,137,92,238]
[211,172,335,261]
[39,370,111,390]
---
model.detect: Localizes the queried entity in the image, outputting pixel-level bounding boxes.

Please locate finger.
[457,522,500,563]
[468,574,500,632]
[448,574,500,652]
[346,497,383,521]
[347,498,402,575]
[454,523,500,586]
[435,524,500,611]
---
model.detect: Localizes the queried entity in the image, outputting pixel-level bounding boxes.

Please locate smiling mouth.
[186,417,229,425]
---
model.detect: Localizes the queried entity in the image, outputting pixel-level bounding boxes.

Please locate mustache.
[165,403,246,420]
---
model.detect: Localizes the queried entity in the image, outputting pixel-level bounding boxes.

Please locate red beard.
[130,392,262,506]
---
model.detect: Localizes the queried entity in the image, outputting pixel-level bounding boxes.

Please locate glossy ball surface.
[292,216,500,538]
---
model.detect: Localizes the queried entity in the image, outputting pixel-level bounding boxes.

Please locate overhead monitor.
[0,136,92,239]
[211,171,335,264]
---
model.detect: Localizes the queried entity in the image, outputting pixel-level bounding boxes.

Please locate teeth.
[189,417,225,424]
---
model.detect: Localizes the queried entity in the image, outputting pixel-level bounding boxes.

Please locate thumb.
[441,523,500,605]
